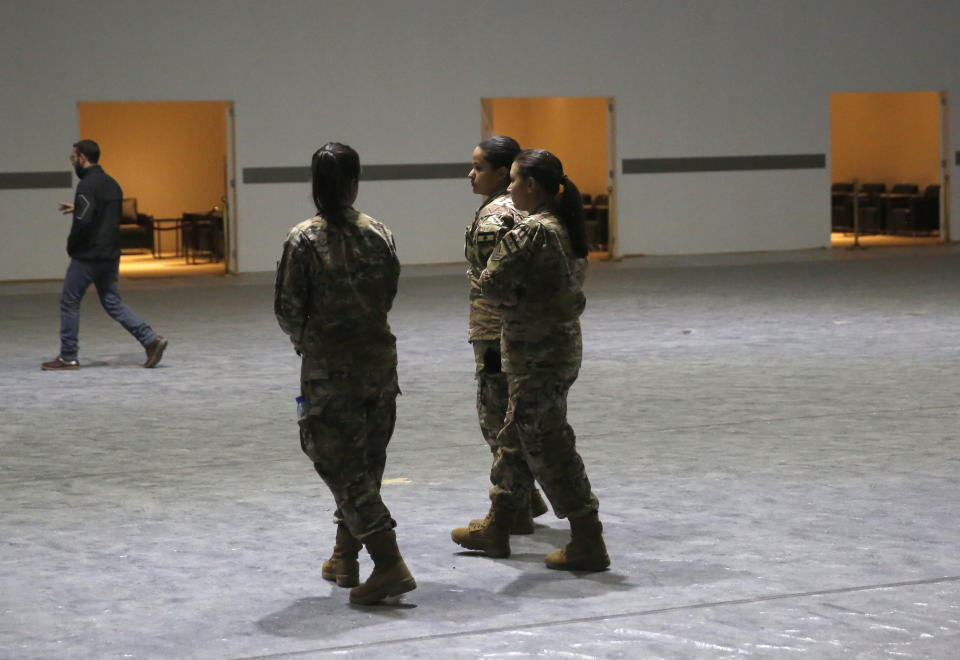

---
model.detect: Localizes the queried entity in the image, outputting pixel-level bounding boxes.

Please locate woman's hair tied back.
[311,141,360,227]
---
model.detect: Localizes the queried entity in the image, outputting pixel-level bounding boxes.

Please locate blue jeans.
[59,258,157,361]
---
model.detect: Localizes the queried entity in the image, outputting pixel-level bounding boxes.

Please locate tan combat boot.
[349,529,417,605]
[544,511,610,572]
[469,488,549,535]
[451,506,512,558]
[470,503,530,535]
[321,524,362,587]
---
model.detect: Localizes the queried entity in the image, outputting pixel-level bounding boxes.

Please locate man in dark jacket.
[42,140,167,371]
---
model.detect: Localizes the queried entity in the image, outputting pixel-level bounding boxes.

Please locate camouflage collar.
[478,189,510,211]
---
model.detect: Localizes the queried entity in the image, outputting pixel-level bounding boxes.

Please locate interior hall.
[2,1,959,658]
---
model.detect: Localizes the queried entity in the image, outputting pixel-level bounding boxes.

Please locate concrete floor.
[2,245,959,659]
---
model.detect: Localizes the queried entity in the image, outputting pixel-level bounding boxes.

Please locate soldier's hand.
[58,202,74,214]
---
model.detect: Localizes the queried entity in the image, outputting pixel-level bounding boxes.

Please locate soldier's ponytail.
[311,142,360,229]
[514,149,589,258]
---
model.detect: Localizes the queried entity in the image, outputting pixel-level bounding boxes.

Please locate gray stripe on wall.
[0,171,73,190]
[243,167,310,184]
[363,163,470,181]
[244,163,470,184]
[622,154,826,174]
[955,151,959,166]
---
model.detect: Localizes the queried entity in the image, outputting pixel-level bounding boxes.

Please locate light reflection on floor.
[830,232,942,248]
[118,252,225,278]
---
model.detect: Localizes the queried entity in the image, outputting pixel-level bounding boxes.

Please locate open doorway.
[482,96,617,258]
[830,91,949,248]
[77,101,236,277]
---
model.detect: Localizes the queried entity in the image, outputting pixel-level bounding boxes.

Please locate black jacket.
[67,164,123,261]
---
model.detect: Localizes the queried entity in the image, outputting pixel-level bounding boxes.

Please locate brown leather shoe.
[41,356,79,371]
[144,336,168,368]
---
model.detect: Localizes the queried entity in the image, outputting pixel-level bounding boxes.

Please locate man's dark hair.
[73,139,101,163]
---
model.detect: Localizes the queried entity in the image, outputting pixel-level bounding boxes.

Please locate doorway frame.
[76,99,238,273]
[480,95,618,259]
[606,97,619,259]
[225,101,239,274]
[938,91,951,242]
[828,90,949,246]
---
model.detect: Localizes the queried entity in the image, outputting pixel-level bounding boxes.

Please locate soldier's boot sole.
[349,560,417,605]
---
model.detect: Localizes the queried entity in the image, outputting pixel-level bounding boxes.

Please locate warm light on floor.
[830,233,942,248]
[118,252,225,278]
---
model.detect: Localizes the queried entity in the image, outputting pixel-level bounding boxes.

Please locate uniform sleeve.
[384,228,401,310]
[367,219,400,309]
[274,229,311,350]
[474,211,517,267]
[480,221,535,304]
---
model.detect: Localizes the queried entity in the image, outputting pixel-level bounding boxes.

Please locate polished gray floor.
[2,246,959,659]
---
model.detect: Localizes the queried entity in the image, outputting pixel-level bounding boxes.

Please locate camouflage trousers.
[299,368,399,541]
[472,339,510,452]
[473,338,537,504]
[490,334,599,519]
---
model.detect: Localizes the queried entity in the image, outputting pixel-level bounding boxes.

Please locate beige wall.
[830,92,941,189]
[77,101,228,219]
[488,97,609,198]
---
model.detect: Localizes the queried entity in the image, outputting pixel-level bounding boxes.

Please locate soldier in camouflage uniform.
[452,149,610,572]
[464,136,548,534]
[275,142,416,605]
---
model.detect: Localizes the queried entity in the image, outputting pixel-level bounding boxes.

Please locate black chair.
[831,183,854,231]
[118,198,154,253]
[151,218,183,258]
[916,185,941,233]
[182,210,224,264]
[885,184,920,234]
[856,183,886,233]
[890,184,919,194]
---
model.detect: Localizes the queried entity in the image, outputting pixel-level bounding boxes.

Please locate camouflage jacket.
[480,207,587,343]
[275,208,400,379]
[465,190,523,341]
